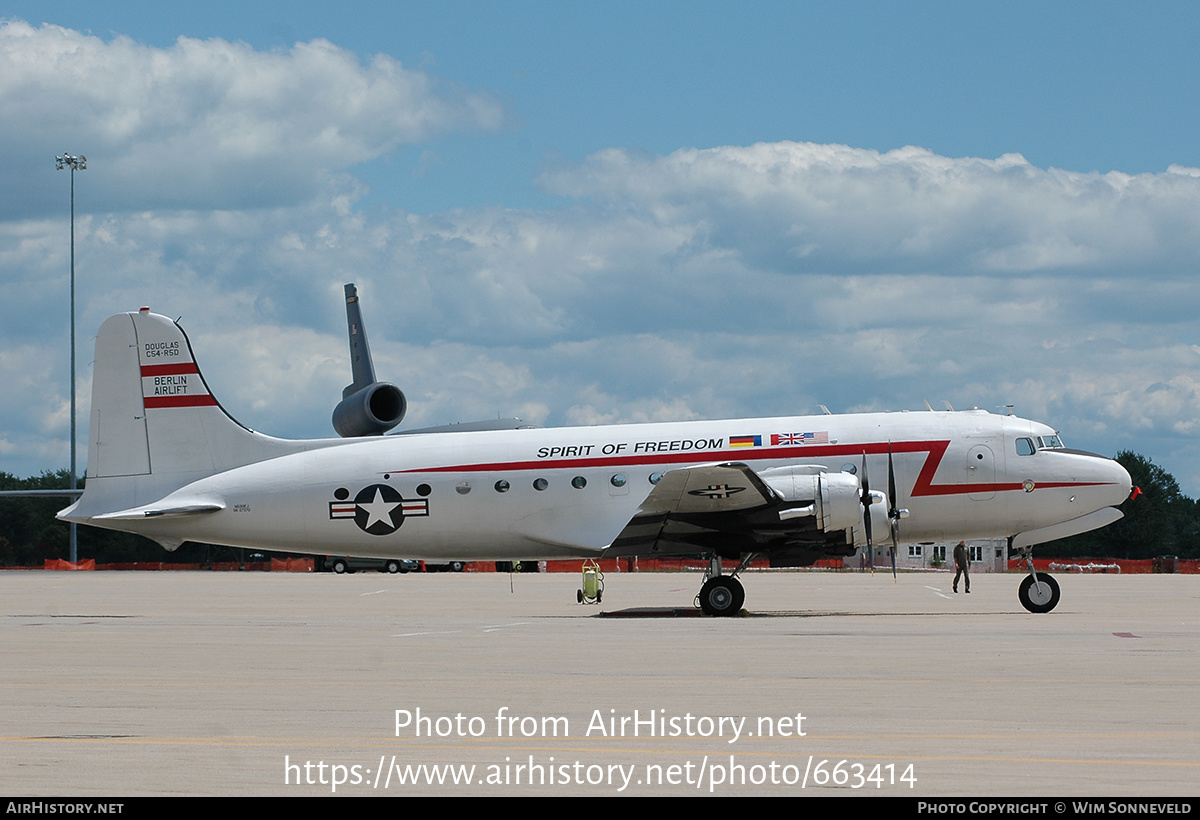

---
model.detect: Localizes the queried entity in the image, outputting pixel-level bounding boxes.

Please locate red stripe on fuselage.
[392,439,1109,497]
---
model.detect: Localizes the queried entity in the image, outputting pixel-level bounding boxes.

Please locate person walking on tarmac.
[953,540,970,593]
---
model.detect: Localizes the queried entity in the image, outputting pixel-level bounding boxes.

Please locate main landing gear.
[696,554,753,616]
[1012,543,1061,614]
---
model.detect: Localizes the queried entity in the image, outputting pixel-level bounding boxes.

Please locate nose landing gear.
[1012,543,1061,613]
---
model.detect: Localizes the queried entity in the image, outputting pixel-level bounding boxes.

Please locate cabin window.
[416,483,431,496]
[610,473,627,488]
[648,472,664,484]
[1015,438,1036,456]
[455,481,471,495]
[571,476,587,489]
[533,478,549,491]
[494,480,510,493]
[841,463,857,475]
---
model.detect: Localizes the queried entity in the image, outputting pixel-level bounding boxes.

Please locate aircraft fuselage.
[82,409,1130,560]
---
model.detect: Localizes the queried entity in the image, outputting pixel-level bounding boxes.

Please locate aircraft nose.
[1105,458,1133,506]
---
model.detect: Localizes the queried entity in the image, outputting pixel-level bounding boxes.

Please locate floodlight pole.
[56,153,86,566]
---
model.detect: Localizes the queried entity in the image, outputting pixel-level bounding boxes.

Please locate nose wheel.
[1018,573,1060,613]
[1012,542,1061,613]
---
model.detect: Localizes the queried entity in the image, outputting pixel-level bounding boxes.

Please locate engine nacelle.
[760,467,864,533]
[332,382,407,437]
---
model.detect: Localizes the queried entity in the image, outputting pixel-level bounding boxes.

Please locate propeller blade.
[861,452,874,573]
[887,446,898,526]
[888,445,899,581]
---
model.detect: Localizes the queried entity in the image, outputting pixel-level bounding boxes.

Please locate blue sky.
[4,2,1200,493]
[17,2,1200,211]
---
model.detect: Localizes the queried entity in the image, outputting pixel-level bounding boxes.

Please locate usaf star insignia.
[329,484,429,535]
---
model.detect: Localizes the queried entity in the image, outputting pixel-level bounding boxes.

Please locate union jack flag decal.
[771,431,829,446]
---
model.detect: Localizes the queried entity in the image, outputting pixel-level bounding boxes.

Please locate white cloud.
[539,142,1200,277]
[0,20,504,218]
[5,126,1200,491]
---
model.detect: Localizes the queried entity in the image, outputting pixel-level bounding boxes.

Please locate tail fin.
[343,282,378,396]
[331,283,406,437]
[61,308,309,521]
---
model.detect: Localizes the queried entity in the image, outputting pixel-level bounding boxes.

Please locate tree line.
[0,470,254,566]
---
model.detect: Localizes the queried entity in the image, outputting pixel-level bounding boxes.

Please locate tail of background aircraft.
[331,283,407,437]
[59,308,313,525]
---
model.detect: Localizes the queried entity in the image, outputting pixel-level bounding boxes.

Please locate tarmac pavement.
[1,569,1196,796]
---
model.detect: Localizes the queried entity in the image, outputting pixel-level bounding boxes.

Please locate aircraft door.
[966,444,995,500]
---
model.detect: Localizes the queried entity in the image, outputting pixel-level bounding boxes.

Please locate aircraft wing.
[603,462,795,558]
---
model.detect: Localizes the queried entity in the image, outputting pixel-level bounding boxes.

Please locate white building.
[855,539,1007,573]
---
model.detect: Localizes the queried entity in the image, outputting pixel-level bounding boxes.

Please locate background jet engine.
[332,381,406,437]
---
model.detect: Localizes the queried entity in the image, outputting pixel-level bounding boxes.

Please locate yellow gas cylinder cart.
[577,558,604,604]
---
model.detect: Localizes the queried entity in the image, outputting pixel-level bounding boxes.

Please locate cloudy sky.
[4,2,1200,494]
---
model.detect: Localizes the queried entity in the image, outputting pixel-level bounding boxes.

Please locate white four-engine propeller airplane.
[59,285,1132,615]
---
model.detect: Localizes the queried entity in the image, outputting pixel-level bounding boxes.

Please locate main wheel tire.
[332,559,348,574]
[1018,573,1061,613]
[698,576,745,617]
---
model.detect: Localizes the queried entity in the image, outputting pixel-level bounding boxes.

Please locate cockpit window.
[1016,438,1036,456]
[1037,435,1064,449]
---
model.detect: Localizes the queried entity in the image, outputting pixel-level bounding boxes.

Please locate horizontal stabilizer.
[92,500,225,521]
